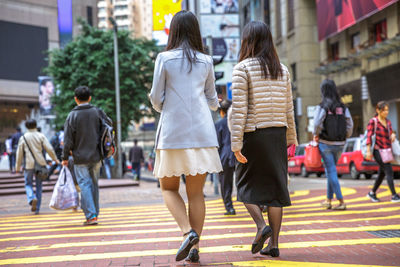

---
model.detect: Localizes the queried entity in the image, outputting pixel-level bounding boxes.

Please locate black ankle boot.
[175,229,199,261]
[185,248,200,263]
[260,247,280,257]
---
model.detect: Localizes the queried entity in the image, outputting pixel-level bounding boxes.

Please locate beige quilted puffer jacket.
[230,58,298,152]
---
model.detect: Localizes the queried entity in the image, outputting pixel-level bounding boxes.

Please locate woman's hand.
[234,151,248,164]
[365,151,373,161]
[390,133,396,143]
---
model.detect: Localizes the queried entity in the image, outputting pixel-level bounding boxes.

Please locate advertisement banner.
[200,0,239,14]
[57,0,73,48]
[316,0,398,41]
[200,14,240,38]
[38,76,55,116]
[152,0,182,46]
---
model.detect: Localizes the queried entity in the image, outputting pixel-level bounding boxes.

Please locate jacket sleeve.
[15,137,24,171]
[366,118,375,145]
[345,108,354,138]
[204,59,219,111]
[42,134,58,162]
[62,114,74,161]
[149,54,166,113]
[230,64,248,152]
[312,106,326,136]
[285,74,298,146]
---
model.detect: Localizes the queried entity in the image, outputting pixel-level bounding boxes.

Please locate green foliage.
[45,21,160,140]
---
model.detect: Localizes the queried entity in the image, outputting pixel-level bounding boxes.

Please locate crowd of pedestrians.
[2,9,399,264]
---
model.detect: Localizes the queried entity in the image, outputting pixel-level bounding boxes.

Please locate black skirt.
[235,127,291,207]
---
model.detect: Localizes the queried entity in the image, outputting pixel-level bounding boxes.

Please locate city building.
[97,0,152,39]
[0,0,97,148]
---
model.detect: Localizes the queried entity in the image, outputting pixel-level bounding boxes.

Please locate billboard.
[152,0,182,46]
[38,76,55,116]
[200,0,239,14]
[316,0,398,41]
[57,0,73,48]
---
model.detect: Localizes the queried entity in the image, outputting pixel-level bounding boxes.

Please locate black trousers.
[219,164,235,211]
[372,149,397,195]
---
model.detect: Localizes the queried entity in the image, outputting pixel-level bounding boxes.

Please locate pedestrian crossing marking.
[1,224,399,254]
[1,237,399,265]
[215,259,395,267]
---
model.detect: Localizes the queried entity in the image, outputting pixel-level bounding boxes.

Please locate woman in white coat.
[149,11,222,263]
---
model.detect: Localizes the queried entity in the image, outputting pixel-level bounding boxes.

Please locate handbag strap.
[23,135,40,164]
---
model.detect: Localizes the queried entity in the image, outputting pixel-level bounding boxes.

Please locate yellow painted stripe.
[1,237,399,265]
[291,187,357,204]
[1,224,399,254]
[288,189,310,198]
[219,259,394,267]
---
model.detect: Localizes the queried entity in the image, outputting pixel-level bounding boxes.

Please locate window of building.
[290,63,296,82]
[116,15,128,20]
[329,42,339,61]
[374,19,387,43]
[114,5,128,11]
[86,6,93,26]
[275,0,282,38]
[99,17,106,23]
[287,0,294,32]
[119,25,129,31]
[98,7,105,13]
[351,32,360,52]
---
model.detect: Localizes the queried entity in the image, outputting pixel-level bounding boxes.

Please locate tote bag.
[305,142,323,168]
[49,167,79,210]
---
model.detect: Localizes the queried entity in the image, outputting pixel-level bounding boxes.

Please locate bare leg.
[267,206,283,248]
[186,173,207,250]
[244,203,267,240]
[160,176,191,234]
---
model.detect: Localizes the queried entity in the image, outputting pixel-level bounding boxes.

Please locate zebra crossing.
[0,185,399,266]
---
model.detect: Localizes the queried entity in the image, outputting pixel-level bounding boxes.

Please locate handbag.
[305,142,322,168]
[23,136,49,181]
[379,148,394,163]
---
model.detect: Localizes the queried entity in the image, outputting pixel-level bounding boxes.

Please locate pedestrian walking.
[365,101,400,203]
[129,139,144,181]
[62,86,108,225]
[313,79,353,210]
[215,99,236,215]
[230,21,297,258]
[10,127,22,173]
[149,10,222,263]
[47,129,63,180]
[5,136,12,172]
[15,119,59,214]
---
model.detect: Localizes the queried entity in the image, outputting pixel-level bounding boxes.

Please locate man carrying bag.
[16,119,59,214]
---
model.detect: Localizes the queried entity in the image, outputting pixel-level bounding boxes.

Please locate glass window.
[345,141,355,152]
[329,42,339,61]
[287,0,294,31]
[374,19,387,43]
[351,32,360,51]
[275,0,281,38]
[296,146,305,156]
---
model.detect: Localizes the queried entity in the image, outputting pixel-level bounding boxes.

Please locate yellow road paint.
[218,259,394,267]
[1,224,399,254]
[1,237,399,265]
[289,190,310,198]
[291,187,356,204]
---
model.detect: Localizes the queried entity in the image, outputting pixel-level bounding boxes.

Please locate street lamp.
[109,17,123,178]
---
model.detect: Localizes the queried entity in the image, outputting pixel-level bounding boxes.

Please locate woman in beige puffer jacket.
[230,21,297,257]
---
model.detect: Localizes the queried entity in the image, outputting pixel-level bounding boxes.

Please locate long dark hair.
[320,79,344,111]
[239,21,282,79]
[375,101,389,116]
[166,11,204,72]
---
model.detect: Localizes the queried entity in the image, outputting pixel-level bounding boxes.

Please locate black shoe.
[392,194,400,203]
[176,229,199,261]
[367,191,380,202]
[224,208,236,215]
[251,226,272,254]
[185,248,200,263]
[260,247,280,257]
[30,199,37,212]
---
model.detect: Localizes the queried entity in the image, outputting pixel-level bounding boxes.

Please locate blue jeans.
[131,162,141,180]
[319,143,343,200]
[74,162,101,219]
[24,169,42,211]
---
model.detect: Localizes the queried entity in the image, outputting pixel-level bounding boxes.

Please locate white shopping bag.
[49,166,79,210]
[392,139,400,164]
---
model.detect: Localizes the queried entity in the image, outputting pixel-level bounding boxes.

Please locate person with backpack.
[62,86,111,225]
[365,101,400,203]
[313,79,353,210]
[15,119,59,214]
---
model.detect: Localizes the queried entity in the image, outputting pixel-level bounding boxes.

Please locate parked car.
[336,137,400,179]
[288,144,325,177]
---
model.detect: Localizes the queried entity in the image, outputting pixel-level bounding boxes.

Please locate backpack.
[97,109,116,159]
[319,104,347,142]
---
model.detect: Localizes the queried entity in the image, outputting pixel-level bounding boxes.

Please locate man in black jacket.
[62,86,103,225]
[215,99,236,215]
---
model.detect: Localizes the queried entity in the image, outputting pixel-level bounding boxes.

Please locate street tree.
[45,21,159,140]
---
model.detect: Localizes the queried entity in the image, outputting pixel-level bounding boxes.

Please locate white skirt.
[153,147,223,178]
